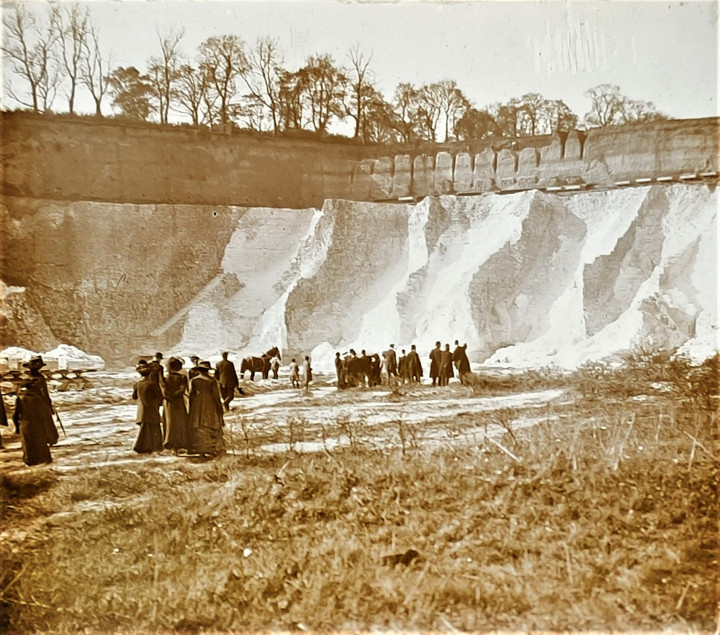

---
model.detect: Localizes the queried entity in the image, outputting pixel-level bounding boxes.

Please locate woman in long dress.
[162,357,190,453]
[188,361,225,457]
[12,356,58,466]
[132,360,164,453]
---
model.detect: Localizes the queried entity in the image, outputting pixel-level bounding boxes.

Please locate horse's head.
[265,346,281,360]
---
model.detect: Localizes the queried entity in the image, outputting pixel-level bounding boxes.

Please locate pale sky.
[2,0,718,122]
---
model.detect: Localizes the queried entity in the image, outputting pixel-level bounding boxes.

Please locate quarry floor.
[1,369,717,632]
[0,371,568,476]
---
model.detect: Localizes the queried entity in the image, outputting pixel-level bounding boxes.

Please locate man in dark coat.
[407,344,423,383]
[429,342,442,386]
[453,341,472,384]
[398,349,409,384]
[439,344,454,386]
[382,344,398,385]
[215,351,240,411]
[132,360,164,453]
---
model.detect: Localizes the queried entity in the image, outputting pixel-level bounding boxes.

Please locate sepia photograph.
[0,0,718,631]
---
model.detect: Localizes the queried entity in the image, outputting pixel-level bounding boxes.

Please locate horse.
[240,346,281,381]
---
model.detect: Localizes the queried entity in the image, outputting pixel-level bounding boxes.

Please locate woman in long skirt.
[132,360,164,453]
[162,357,190,453]
[12,356,58,466]
[188,361,225,457]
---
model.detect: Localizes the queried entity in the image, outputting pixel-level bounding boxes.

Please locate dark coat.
[383,349,397,375]
[13,376,55,465]
[133,378,163,424]
[439,350,454,381]
[398,355,408,380]
[132,377,163,453]
[429,347,442,379]
[215,359,239,389]
[407,351,423,380]
[454,345,471,375]
[188,374,225,456]
[162,371,190,450]
[147,360,165,386]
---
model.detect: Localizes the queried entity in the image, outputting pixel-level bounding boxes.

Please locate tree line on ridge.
[3,2,668,144]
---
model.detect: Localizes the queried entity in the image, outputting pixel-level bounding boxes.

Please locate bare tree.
[80,23,111,116]
[584,84,624,127]
[199,35,249,124]
[174,63,212,125]
[239,37,284,133]
[434,79,469,141]
[147,28,184,124]
[49,2,90,114]
[416,83,444,141]
[391,82,422,142]
[347,44,375,141]
[2,3,60,112]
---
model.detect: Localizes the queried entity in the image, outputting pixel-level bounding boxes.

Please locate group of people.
[334,340,472,388]
[287,356,313,390]
[429,340,472,386]
[1,342,472,467]
[131,351,246,458]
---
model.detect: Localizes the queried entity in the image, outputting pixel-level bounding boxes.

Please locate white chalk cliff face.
[172,184,717,373]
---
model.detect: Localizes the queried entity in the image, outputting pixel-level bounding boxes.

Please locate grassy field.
[1,353,717,632]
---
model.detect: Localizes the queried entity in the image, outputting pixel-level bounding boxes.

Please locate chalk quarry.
[1,183,716,372]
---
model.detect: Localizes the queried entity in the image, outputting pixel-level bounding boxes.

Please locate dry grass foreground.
[0,352,718,632]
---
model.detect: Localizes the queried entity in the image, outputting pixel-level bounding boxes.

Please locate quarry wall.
[1,112,717,208]
[0,113,717,367]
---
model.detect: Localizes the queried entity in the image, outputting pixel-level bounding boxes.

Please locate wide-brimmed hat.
[136,359,150,373]
[168,357,183,371]
[192,360,212,372]
[23,355,46,369]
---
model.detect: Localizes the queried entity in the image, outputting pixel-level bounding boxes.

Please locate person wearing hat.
[12,356,57,465]
[439,343,454,387]
[215,352,239,412]
[188,356,201,380]
[429,341,442,386]
[407,344,423,384]
[148,352,165,387]
[188,361,225,457]
[382,344,398,386]
[132,360,164,454]
[162,357,190,453]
